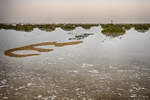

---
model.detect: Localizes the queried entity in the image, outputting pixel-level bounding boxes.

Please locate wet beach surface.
[0,24,150,100]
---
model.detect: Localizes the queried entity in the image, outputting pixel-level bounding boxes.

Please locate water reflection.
[4,41,83,57]
[68,33,94,40]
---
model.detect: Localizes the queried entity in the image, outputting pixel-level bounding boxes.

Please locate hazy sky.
[0,0,150,23]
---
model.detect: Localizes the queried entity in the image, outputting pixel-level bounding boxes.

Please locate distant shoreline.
[1,22,150,24]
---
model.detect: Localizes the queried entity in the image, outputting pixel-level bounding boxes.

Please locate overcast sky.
[0,0,150,23]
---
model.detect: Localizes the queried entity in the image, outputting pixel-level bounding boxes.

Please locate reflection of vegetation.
[0,24,150,33]
[122,24,132,30]
[75,24,99,29]
[0,24,34,32]
[15,24,34,32]
[101,24,126,37]
[101,24,150,37]
[133,24,150,33]
[4,41,83,57]
[0,24,99,32]
[81,24,98,29]
[36,24,56,32]
[69,33,94,40]
[59,24,98,31]
[60,24,76,31]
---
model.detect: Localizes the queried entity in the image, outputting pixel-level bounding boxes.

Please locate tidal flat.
[0,24,150,100]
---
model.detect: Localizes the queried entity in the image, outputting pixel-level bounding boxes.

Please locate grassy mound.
[133,24,150,33]
[101,24,126,37]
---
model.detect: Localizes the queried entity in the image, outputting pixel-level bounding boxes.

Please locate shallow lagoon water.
[0,25,150,100]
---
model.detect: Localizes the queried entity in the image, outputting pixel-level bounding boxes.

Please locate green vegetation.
[36,24,56,32]
[101,24,150,37]
[15,24,34,32]
[0,24,34,32]
[122,24,132,30]
[75,24,99,29]
[60,24,76,31]
[0,24,150,34]
[133,24,150,32]
[54,24,64,27]
[80,25,92,29]
[101,24,126,37]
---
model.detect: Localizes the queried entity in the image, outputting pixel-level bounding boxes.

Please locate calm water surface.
[0,25,150,100]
